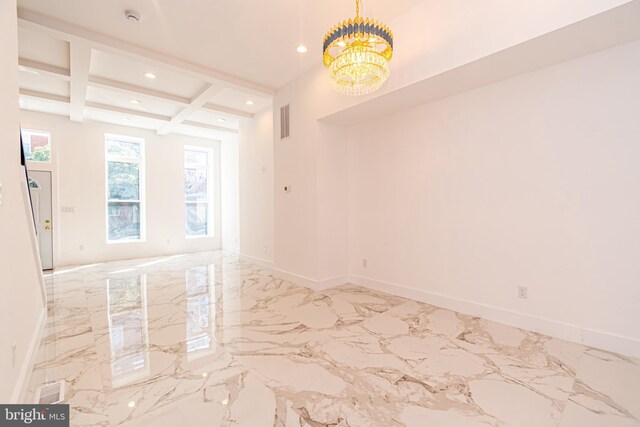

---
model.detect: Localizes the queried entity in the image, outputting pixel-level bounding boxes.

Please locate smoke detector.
[125,10,140,22]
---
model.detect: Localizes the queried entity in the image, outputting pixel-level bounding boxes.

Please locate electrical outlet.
[518,286,528,299]
[362,259,367,268]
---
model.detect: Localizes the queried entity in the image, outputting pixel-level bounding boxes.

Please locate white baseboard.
[237,254,348,291]
[230,255,640,358]
[273,268,349,291]
[350,274,640,359]
[238,253,274,269]
[12,307,47,403]
[222,245,239,254]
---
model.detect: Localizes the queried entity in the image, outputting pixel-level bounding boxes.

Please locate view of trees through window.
[106,136,144,242]
[21,129,51,162]
[184,148,211,236]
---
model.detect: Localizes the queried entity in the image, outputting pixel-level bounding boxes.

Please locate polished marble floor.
[26,251,639,426]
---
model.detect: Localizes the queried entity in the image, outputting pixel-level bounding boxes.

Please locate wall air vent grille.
[280,104,290,140]
[35,381,65,404]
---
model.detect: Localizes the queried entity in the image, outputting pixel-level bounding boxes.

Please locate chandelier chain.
[355,0,361,18]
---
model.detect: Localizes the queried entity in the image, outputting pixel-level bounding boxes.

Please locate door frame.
[28,170,54,270]
[23,122,58,270]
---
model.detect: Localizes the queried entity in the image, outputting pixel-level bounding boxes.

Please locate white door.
[28,170,54,270]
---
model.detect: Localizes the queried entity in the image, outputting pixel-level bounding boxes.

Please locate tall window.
[106,134,144,242]
[184,147,212,237]
[21,129,51,163]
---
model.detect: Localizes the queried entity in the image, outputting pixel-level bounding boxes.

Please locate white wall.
[273,81,349,284]
[0,0,47,402]
[239,107,274,264]
[368,0,633,109]
[20,111,223,266]
[347,40,640,356]
[221,136,240,252]
[272,0,633,287]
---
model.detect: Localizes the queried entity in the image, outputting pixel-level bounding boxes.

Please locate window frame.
[184,145,214,238]
[105,134,146,244]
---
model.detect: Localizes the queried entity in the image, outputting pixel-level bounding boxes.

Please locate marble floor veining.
[26,251,640,426]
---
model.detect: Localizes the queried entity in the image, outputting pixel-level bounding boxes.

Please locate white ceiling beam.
[17,63,255,121]
[20,88,70,104]
[18,58,70,81]
[69,41,91,122]
[21,89,237,135]
[88,76,191,106]
[18,9,275,98]
[182,120,239,135]
[202,102,253,119]
[157,83,223,135]
[85,102,172,122]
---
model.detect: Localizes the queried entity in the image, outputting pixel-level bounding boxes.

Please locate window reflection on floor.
[107,274,149,387]
[186,266,216,359]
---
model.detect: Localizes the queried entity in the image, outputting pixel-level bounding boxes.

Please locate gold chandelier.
[323,0,393,96]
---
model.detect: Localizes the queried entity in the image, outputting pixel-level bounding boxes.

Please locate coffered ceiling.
[15,0,423,139]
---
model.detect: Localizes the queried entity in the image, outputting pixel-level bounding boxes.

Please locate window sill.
[185,235,215,240]
[107,239,146,245]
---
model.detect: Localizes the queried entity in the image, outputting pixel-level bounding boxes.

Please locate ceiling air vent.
[35,381,65,404]
[280,104,290,140]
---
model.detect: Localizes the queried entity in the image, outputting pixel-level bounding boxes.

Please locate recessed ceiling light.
[296,45,308,54]
[221,398,229,406]
[144,72,156,79]
[246,100,254,105]
[128,401,136,408]
[217,118,226,123]
[202,372,208,378]
[130,99,142,104]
